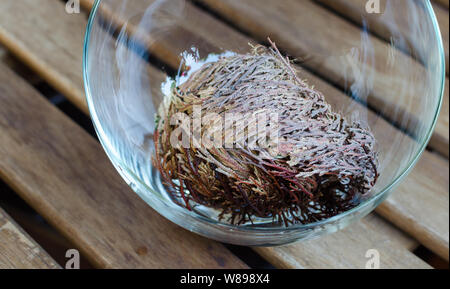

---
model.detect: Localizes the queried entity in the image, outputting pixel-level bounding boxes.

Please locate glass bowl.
[83,0,445,246]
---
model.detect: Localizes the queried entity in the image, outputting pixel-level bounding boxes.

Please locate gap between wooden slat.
[0,61,247,269]
[315,0,448,76]
[0,206,60,269]
[433,0,450,10]
[194,0,448,159]
[1,163,95,268]
[313,0,449,158]
[254,214,430,269]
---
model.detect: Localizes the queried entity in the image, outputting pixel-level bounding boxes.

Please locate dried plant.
[153,39,379,226]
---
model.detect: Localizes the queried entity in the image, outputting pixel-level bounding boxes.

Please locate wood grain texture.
[312,0,449,157]
[315,0,448,76]
[0,0,88,114]
[0,0,246,269]
[0,64,247,269]
[434,0,449,9]
[86,0,449,261]
[0,207,60,269]
[377,152,449,260]
[432,3,449,75]
[255,214,431,269]
[297,67,450,261]
[430,80,449,159]
[195,0,448,158]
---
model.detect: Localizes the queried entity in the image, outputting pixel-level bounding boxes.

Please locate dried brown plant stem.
[153,41,378,226]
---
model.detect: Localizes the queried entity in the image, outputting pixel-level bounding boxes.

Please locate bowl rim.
[83,0,446,233]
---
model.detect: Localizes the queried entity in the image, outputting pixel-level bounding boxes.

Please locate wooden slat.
[315,0,449,76]
[0,207,60,269]
[255,214,430,269]
[0,62,247,269]
[431,3,448,74]
[434,0,450,9]
[0,0,87,113]
[0,200,87,267]
[195,0,448,158]
[0,1,246,269]
[430,81,449,158]
[0,0,442,266]
[377,152,449,260]
[297,69,450,261]
[433,3,449,74]
[82,0,449,261]
[311,1,449,158]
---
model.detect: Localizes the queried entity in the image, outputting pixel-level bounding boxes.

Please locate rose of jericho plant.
[153,39,379,226]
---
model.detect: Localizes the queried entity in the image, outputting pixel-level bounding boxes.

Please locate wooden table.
[0,0,448,269]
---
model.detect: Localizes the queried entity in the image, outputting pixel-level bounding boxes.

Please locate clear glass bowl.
[83,0,445,246]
